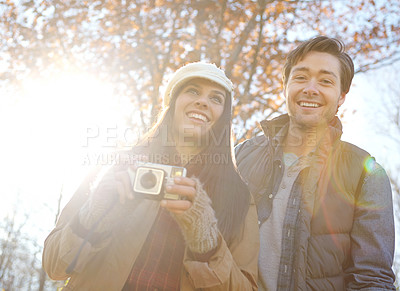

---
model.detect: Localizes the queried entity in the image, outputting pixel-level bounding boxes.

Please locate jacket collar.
[259,113,344,159]
[259,113,343,143]
[259,114,290,141]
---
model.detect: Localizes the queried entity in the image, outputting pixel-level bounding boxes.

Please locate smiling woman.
[41,62,259,291]
[171,78,227,156]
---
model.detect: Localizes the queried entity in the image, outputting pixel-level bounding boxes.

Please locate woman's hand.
[160,177,197,214]
[114,158,197,214]
[113,155,148,204]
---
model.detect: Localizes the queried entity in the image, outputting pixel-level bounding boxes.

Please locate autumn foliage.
[1,0,399,142]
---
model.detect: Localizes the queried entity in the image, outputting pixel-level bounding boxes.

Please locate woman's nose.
[195,95,208,108]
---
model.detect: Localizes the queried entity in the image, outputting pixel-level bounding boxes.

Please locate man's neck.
[283,123,328,157]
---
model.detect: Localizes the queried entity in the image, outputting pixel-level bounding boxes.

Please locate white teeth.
[187,112,208,122]
[299,101,320,108]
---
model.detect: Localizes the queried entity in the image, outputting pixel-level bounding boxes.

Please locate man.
[235,36,396,290]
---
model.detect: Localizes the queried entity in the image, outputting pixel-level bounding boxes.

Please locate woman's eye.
[211,96,224,104]
[186,88,199,95]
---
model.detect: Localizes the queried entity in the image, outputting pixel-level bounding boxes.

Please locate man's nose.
[302,80,319,96]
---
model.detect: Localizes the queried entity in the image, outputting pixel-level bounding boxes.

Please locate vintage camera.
[128,162,187,200]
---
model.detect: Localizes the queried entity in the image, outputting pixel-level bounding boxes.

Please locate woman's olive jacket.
[42,165,259,290]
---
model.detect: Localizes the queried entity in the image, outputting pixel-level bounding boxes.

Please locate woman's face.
[172,78,227,148]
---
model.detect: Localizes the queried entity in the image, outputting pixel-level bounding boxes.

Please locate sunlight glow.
[18,73,123,167]
[0,72,136,219]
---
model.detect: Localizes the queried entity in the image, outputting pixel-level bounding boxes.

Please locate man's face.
[284,51,346,130]
[172,78,226,146]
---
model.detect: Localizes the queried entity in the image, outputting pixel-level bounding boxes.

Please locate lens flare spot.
[364,156,376,174]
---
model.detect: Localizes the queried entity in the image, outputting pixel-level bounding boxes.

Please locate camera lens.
[140,170,157,189]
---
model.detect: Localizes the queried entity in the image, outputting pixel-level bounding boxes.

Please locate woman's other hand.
[160,177,197,214]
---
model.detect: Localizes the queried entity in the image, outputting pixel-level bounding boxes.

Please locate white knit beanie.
[163,62,233,107]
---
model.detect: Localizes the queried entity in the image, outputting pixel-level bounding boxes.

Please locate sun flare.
[0,72,136,217]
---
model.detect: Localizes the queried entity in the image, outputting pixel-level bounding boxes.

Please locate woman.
[42,62,259,290]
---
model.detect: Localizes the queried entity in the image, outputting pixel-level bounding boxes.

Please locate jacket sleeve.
[182,198,259,290]
[346,162,396,291]
[42,166,125,280]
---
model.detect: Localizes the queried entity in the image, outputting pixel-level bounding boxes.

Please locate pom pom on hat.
[163,62,233,107]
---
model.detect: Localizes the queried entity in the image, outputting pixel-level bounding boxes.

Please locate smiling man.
[235,36,396,290]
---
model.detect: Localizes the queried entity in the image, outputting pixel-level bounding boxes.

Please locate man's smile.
[297,101,322,108]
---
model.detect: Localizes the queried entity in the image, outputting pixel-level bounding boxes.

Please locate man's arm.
[346,161,396,290]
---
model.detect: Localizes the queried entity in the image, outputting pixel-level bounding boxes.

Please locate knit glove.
[171,178,219,254]
[78,167,125,232]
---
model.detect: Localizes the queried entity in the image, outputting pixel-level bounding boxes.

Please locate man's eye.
[294,75,306,81]
[321,79,333,85]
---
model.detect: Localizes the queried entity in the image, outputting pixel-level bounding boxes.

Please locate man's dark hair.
[282,36,354,94]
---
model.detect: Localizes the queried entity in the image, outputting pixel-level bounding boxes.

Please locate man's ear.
[338,92,346,107]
